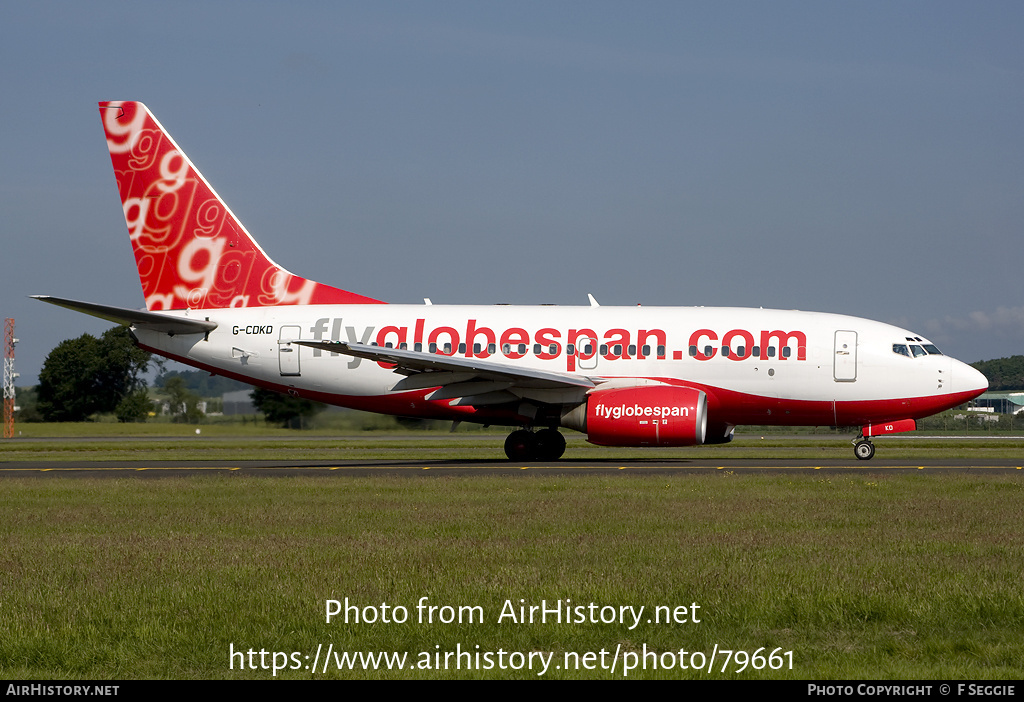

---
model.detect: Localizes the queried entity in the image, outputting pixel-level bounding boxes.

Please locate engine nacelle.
[562,386,708,447]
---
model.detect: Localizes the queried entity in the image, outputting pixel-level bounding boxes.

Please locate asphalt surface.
[4,433,1021,477]
[2,457,1022,478]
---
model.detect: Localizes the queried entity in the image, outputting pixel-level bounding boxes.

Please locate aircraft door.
[834,330,857,382]
[279,325,302,376]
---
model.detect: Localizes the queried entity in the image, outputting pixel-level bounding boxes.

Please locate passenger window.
[566,343,576,355]
[641,345,651,356]
[721,346,730,357]
[752,346,760,357]
[533,344,541,354]
[414,343,422,352]
[688,345,697,357]
[704,345,713,357]
[782,346,791,358]
[458,343,466,354]
[628,345,636,355]
[488,344,496,354]
[767,347,776,358]
[517,344,527,354]
[549,344,557,354]
[657,345,665,356]
[600,344,609,355]
[736,345,745,357]
[429,343,437,353]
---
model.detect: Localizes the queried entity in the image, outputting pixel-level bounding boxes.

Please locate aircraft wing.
[32,296,218,335]
[294,340,595,406]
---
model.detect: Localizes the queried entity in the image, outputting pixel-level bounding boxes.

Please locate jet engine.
[561,385,708,446]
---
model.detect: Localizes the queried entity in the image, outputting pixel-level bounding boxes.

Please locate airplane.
[35,101,988,461]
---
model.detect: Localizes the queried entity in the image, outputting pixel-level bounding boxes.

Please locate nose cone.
[953,360,988,399]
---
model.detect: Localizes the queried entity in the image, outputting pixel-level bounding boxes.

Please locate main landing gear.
[853,436,875,461]
[504,428,566,462]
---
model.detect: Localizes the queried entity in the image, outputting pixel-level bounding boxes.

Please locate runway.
[2,457,1022,478]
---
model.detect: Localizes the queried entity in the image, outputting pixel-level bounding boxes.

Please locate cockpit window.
[895,341,942,358]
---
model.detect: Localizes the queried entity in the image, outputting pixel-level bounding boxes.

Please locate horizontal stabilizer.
[31,296,217,335]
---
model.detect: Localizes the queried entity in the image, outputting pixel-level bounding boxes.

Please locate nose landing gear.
[504,428,566,461]
[853,436,875,461]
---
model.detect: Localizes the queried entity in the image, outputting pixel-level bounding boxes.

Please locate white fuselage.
[133,303,987,430]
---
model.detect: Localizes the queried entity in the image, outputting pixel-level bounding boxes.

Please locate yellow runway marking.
[136,466,238,471]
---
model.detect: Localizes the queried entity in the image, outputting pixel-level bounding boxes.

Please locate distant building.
[972,392,1024,415]
[223,390,257,415]
[160,400,208,415]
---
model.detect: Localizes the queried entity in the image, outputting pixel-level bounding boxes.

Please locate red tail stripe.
[100,101,383,310]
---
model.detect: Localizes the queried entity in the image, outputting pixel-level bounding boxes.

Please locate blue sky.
[2,1,1022,384]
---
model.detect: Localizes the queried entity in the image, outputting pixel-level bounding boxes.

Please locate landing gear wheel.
[533,428,566,461]
[504,430,537,461]
[854,439,875,461]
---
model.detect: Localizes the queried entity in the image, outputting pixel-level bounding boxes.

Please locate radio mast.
[3,318,15,438]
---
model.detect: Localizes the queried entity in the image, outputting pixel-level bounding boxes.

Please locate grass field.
[1,430,1023,679]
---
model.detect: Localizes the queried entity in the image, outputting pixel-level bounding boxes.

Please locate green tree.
[95,326,152,410]
[116,389,154,423]
[37,327,151,422]
[37,334,102,421]
[13,385,43,423]
[161,376,204,424]
[971,355,1024,391]
[250,387,326,428]
[155,369,249,396]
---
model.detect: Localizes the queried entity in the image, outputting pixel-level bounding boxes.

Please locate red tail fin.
[99,101,383,310]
